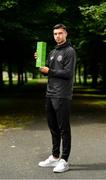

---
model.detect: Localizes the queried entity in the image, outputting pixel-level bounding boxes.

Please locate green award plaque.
[36,41,46,67]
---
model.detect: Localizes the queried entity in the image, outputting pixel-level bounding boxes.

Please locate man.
[34,24,76,173]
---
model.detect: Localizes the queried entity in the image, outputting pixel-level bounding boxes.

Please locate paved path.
[0,115,106,179]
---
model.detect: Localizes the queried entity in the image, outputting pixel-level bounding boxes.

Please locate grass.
[0,80,106,130]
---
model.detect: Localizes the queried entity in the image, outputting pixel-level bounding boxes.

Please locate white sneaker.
[38,155,59,167]
[53,159,69,173]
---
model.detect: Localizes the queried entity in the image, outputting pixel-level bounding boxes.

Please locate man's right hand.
[39,66,49,74]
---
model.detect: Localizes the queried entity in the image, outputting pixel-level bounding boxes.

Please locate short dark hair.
[53,24,67,31]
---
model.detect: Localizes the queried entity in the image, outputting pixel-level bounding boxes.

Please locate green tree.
[79,2,106,37]
[78,2,106,88]
[0,0,105,89]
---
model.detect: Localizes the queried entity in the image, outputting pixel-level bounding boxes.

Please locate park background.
[0,0,106,128]
[0,0,106,88]
[0,0,106,129]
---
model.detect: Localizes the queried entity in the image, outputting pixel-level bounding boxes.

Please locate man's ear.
[65,31,68,38]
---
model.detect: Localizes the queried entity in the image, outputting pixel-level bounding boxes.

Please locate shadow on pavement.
[70,163,106,171]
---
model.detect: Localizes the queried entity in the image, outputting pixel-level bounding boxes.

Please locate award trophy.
[36,41,46,67]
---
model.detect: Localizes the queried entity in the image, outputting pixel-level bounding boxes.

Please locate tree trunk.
[0,61,3,87]
[74,64,77,84]
[91,63,98,88]
[102,63,106,90]
[92,73,98,88]
[78,64,82,84]
[24,72,28,83]
[83,63,87,86]
[17,65,24,86]
[8,63,13,87]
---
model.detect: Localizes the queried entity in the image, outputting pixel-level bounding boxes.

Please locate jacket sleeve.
[48,48,76,80]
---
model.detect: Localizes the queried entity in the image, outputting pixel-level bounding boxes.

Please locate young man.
[34,24,76,173]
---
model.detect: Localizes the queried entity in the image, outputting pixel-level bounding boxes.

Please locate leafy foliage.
[0,0,17,11]
[0,0,106,88]
[79,2,106,36]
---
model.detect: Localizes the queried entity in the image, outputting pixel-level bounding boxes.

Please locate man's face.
[53,28,67,45]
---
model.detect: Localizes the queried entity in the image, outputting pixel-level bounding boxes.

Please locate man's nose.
[56,34,59,37]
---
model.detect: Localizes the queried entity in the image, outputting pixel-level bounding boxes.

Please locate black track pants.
[45,97,71,161]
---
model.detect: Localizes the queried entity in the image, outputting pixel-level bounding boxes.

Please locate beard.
[56,39,66,45]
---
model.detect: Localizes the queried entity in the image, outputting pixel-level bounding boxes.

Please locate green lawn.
[0,81,106,130]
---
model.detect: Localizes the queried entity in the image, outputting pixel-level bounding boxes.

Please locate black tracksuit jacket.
[46,41,76,100]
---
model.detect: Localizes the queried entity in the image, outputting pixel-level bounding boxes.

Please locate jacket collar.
[55,41,71,50]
